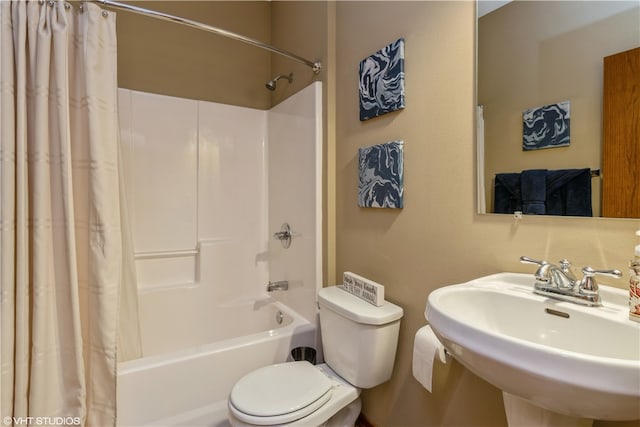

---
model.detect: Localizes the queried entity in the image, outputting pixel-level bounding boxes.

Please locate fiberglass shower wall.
[118,82,322,357]
[267,82,323,324]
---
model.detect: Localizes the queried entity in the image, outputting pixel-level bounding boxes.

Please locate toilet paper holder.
[443,347,452,359]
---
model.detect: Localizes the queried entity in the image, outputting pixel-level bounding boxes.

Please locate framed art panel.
[359,38,405,121]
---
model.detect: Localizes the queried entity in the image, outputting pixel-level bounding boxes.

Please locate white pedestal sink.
[503,392,593,427]
[425,273,640,425]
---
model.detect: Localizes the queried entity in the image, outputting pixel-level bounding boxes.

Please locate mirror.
[477,1,640,218]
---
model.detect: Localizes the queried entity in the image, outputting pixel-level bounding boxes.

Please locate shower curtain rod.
[92,0,322,74]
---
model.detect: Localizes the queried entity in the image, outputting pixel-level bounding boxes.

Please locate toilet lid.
[229,361,332,424]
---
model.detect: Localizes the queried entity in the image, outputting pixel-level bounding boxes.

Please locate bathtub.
[117,300,317,426]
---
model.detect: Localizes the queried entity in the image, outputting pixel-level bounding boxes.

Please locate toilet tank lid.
[318,285,403,325]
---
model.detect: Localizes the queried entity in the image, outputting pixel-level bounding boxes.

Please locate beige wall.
[478,2,640,215]
[116,1,271,109]
[270,1,326,106]
[334,1,638,426]
[116,1,639,426]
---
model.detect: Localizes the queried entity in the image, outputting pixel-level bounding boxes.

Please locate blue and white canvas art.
[522,101,570,151]
[359,38,405,121]
[358,140,404,209]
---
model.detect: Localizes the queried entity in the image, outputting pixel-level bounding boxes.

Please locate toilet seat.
[229,361,333,425]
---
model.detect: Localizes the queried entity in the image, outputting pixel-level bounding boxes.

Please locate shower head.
[265,73,293,91]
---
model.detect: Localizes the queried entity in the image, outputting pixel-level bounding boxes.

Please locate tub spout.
[267,280,289,292]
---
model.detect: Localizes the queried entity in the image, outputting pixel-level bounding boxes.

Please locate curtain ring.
[48,0,54,7]
[64,2,71,10]
[102,10,108,17]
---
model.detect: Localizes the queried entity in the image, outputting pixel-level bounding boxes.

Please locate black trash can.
[290,346,316,365]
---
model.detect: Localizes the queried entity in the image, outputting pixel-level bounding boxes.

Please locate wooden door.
[602,47,640,218]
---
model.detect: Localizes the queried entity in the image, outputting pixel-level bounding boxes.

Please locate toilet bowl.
[228,284,403,427]
[228,362,361,427]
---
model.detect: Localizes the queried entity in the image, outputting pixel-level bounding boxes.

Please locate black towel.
[546,168,592,216]
[493,168,593,216]
[494,173,522,214]
[521,169,547,214]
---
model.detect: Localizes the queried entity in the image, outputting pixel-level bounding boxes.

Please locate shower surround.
[116,82,322,425]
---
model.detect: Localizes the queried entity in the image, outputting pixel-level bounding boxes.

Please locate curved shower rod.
[92,0,322,74]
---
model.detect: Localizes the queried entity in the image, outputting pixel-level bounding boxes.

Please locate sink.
[425,272,640,422]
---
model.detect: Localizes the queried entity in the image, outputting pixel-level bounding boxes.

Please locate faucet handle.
[579,266,622,294]
[520,256,547,266]
[520,256,552,283]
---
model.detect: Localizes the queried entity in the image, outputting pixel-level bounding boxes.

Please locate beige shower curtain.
[0,1,141,425]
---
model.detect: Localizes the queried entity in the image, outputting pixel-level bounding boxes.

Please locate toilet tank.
[318,285,403,389]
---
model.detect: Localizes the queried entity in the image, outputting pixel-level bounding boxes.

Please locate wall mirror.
[477,0,640,218]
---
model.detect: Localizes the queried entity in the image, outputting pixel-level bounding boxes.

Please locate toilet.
[227,285,403,427]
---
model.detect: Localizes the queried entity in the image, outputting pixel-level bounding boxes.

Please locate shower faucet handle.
[273,223,293,248]
[273,230,291,240]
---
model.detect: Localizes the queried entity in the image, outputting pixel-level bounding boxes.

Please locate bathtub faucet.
[267,280,289,292]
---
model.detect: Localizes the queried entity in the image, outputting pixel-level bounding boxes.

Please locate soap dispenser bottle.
[630,230,640,322]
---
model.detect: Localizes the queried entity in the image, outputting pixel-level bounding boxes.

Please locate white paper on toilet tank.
[412,325,447,392]
[342,272,384,306]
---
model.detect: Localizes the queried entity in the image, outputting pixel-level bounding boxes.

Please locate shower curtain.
[0,1,140,425]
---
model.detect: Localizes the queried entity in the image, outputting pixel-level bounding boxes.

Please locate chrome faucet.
[267,280,289,292]
[520,256,621,306]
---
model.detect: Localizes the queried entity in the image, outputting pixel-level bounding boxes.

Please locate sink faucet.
[520,256,621,306]
[524,257,577,290]
[267,280,289,292]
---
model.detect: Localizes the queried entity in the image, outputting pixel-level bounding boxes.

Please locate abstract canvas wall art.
[359,38,405,121]
[522,101,570,151]
[358,140,404,208]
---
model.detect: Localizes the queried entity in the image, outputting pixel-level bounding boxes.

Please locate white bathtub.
[117,300,317,427]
